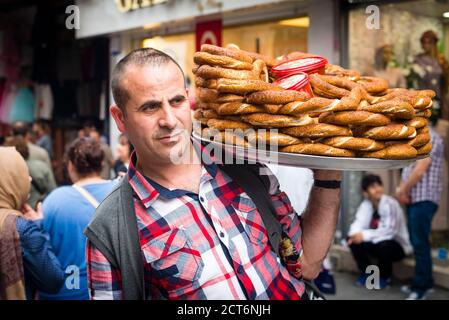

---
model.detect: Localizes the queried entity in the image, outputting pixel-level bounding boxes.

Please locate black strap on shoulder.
[220,163,282,256]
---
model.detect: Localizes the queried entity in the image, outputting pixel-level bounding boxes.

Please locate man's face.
[421,37,435,55]
[111,62,191,166]
[363,183,384,202]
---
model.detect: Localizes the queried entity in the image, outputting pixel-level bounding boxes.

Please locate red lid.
[272,56,327,77]
[273,72,309,90]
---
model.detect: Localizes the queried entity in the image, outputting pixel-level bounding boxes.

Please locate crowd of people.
[0,119,127,299]
[0,33,446,300]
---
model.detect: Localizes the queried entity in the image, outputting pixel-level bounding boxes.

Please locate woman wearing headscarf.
[0,147,65,300]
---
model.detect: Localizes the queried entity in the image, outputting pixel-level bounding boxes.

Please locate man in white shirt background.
[347,174,413,289]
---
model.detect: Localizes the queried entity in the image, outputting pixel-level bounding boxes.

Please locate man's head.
[110,48,191,166]
[65,137,104,183]
[11,121,32,141]
[420,30,438,56]
[32,120,50,139]
[361,174,384,202]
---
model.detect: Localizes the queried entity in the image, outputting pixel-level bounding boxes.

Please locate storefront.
[0,2,110,183]
[339,0,449,239]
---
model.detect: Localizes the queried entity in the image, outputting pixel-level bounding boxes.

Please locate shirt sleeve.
[261,165,303,257]
[86,240,123,300]
[348,200,372,237]
[361,198,400,243]
[16,217,65,294]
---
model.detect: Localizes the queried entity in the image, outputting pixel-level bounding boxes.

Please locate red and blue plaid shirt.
[86,143,305,300]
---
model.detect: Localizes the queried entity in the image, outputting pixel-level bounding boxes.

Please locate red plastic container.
[273,72,313,97]
[271,56,328,77]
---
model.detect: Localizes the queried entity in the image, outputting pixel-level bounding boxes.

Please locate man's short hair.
[11,121,31,137]
[111,48,186,111]
[361,174,383,192]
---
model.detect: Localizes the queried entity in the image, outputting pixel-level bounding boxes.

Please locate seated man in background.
[347,174,412,289]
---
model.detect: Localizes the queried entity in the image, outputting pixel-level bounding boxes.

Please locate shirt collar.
[127,137,219,208]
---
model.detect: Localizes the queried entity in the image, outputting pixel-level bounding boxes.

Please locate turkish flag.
[195,18,222,52]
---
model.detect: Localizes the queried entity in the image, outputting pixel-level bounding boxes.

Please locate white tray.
[192,131,426,171]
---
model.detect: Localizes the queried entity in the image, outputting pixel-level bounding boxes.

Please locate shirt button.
[219,231,225,238]
[199,196,205,202]
[237,265,244,274]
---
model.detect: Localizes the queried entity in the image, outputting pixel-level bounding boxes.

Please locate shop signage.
[115,0,168,13]
[195,18,222,51]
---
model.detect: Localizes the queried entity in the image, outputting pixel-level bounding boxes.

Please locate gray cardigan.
[84,164,284,300]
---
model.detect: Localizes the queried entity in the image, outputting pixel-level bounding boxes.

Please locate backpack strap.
[220,163,282,257]
[73,184,100,208]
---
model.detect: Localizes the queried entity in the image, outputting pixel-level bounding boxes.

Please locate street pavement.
[325,271,449,300]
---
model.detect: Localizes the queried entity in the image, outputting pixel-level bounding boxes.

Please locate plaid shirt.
[401,126,444,204]
[87,143,305,300]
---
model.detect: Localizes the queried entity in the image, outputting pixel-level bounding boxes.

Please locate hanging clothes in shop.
[0,82,17,123]
[34,83,54,120]
[9,86,35,123]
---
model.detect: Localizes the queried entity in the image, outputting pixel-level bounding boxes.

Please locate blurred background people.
[88,125,115,180]
[0,147,64,300]
[114,133,133,177]
[4,136,56,208]
[370,44,407,88]
[412,30,449,121]
[396,121,445,300]
[348,174,412,289]
[32,119,53,159]
[40,138,116,300]
[11,121,52,170]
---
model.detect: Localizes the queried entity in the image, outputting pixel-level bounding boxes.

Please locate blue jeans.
[407,201,438,290]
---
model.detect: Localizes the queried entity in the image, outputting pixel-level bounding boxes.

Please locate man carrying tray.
[84,48,342,300]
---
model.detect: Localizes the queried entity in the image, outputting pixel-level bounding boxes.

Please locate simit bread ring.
[200,44,253,64]
[211,130,249,147]
[325,64,360,81]
[315,74,359,91]
[281,123,352,138]
[353,124,416,140]
[356,76,389,94]
[415,109,432,118]
[242,50,277,67]
[417,127,429,135]
[362,144,418,160]
[193,109,209,125]
[217,102,266,115]
[195,77,218,89]
[216,93,245,103]
[278,88,363,115]
[357,98,415,119]
[385,132,431,148]
[281,143,355,157]
[193,51,253,70]
[404,117,428,129]
[197,102,220,111]
[319,111,391,126]
[196,65,259,80]
[309,73,351,98]
[207,119,252,130]
[246,90,309,105]
[278,97,338,115]
[246,130,301,147]
[216,78,282,94]
[412,95,433,110]
[321,136,385,151]
[416,143,432,155]
[197,88,219,103]
[241,113,313,128]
